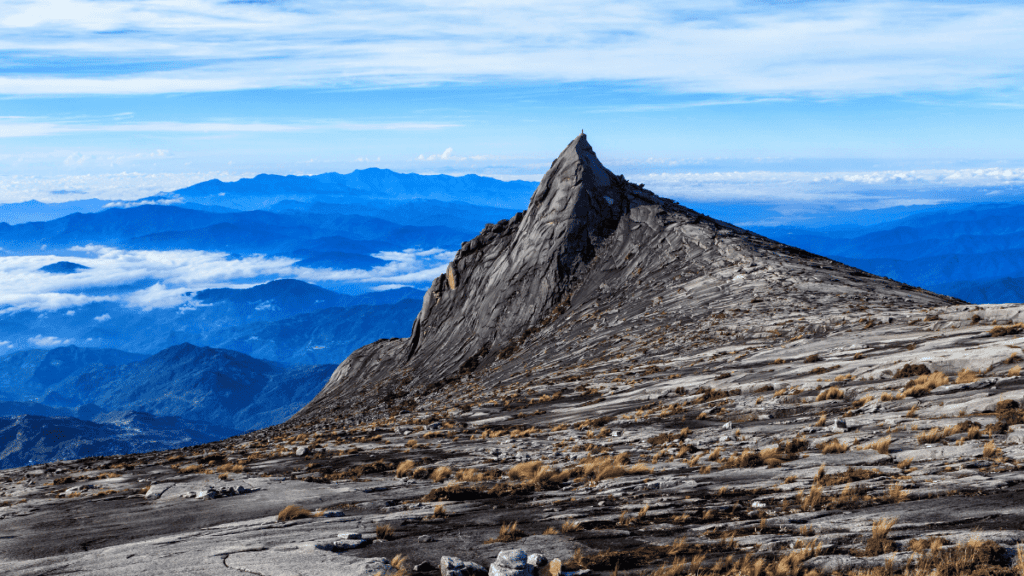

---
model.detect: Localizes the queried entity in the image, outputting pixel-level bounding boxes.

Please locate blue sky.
[2,0,1024,210]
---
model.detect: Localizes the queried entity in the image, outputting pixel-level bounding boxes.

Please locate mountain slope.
[49,344,335,431]
[0,413,233,469]
[0,346,145,402]
[297,134,959,423]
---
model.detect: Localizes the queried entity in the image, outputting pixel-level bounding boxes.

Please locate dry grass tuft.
[905,372,949,397]
[395,460,416,478]
[375,524,396,540]
[429,466,453,482]
[883,483,909,504]
[508,461,571,488]
[817,438,849,454]
[487,521,525,543]
[983,440,1001,459]
[862,436,892,454]
[561,520,583,533]
[864,517,899,555]
[989,323,1024,337]
[956,369,979,384]
[277,505,313,522]
[816,386,845,401]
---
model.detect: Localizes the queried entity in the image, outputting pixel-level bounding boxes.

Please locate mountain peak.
[297,134,959,424]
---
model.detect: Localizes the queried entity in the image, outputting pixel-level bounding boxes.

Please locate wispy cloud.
[0,245,450,313]
[0,1,1021,97]
[0,117,457,138]
[634,167,1024,209]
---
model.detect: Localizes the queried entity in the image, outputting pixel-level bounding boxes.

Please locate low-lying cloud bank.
[0,246,452,314]
[632,168,1024,214]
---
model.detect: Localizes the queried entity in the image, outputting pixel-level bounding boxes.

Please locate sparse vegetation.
[816,386,845,401]
[277,505,313,522]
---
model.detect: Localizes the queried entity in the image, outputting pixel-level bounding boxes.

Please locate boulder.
[489,549,535,576]
[441,556,487,576]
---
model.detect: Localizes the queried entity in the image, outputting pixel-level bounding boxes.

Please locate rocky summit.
[5,136,1024,576]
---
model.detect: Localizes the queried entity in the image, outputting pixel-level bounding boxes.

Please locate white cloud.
[371,283,413,291]
[0,171,258,203]
[633,166,1024,208]
[0,245,452,313]
[94,313,111,322]
[29,335,72,347]
[0,118,457,138]
[102,198,184,209]
[0,1,1022,97]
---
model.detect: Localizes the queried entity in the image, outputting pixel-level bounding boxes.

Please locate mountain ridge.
[296,134,959,424]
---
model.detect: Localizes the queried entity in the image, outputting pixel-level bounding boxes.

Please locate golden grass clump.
[864,517,899,555]
[429,466,453,482]
[861,435,892,454]
[1010,365,1022,377]
[487,521,525,543]
[395,459,416,478]
[956,369,979,384]
[508,461,572,488]
[799,485,824,511]
[217,463,245,473]
[983,440,1001,459]
[989,322,1024,337]
[816,386,845,401]
[577,453,646,482]
[277,504,313,522]
[883,483,909,504]
[817,438,849,454]
[375,524,396,540]
[916,426,950,444]
[905,371,949,397]
[561,520,583,533]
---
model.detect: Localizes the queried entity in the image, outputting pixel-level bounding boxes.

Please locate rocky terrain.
[4,135,1024,576]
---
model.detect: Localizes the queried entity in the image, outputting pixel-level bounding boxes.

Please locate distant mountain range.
[0,340,343,469]
[748,202,1024,304]
[164,169,537,211]
[0,279,422,363]
[1,342,335,432]
[0,411,238,469]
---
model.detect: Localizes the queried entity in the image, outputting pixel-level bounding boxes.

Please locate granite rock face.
[298,133,955,423]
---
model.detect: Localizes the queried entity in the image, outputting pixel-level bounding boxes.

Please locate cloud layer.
[1,1,1022,97]
[0,245,453,313]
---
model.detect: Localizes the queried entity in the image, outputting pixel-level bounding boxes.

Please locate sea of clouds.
[0,245,453,314]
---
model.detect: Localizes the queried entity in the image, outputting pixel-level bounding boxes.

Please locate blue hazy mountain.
[0,346,145,403]
[39,261,90,274]
[196,300,422,365]
[0,204,493,259]
[0,412,237,470]
[166,169,537,211]
[0,281,423,362]
[0,198,112,225]
[46,343,335,431]
[748,202,1024,304]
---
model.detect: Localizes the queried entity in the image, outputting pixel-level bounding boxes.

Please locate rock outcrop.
[298,133,956,423]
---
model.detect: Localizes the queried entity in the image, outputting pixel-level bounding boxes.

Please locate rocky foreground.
[3,302,1024,575]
